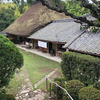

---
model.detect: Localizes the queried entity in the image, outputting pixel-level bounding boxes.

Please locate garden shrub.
[93,81,100,90]
[79,87,100,100]
[5,94,15,100]
[52,77,65,100]
[0,93,15,100]
[61,52,100,85]
[65,80,85,100]
[0,34,23,88]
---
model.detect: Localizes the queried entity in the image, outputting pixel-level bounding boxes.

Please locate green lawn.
[4,49,60,95]
[20,49,60,88]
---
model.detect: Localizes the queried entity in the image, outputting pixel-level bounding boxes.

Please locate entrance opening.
[49,42,52,53]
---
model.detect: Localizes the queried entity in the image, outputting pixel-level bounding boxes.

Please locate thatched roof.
[28,18,85,43]
[4,2,67,37]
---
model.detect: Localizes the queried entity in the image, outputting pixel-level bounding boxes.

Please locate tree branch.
[77,0,100,20]
[91,0,98,5]
[39,0,100,27]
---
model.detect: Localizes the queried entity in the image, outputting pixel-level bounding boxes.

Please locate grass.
[3,49,61,95]
[38,68,62,91]
[20,49,60,88]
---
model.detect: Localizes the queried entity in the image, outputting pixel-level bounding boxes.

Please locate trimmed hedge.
[61,52,100,85]
[79,87,100,100]
[65,80,85,100]
[0,34,23,88]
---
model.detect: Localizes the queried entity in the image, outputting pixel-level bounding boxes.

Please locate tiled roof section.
[4,2,67,37]
[28,18,85,43]
[66,30,100,54]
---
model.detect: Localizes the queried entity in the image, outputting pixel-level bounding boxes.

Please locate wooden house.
[28,18,85,56]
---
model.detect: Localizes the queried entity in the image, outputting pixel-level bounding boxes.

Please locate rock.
[20,90,30,94]
[28,98,33,100]
[25,78,30,82]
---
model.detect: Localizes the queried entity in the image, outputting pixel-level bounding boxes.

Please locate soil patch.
[50,70,61,79]
[40,68,53,73]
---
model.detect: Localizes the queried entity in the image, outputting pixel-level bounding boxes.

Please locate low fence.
[45,75,73,100]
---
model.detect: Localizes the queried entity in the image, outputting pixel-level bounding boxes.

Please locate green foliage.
[52,77,65,100]
[0,94,15,100]
[93,81,100,90]
[65,80,85,100]
[27,0,34,6]
[0,34,23,88]
[64,0,88,16]
[61,52,100,85]
[79,87,100,100]
[0,92,15,100]
[92,26,99,33]
[12,0,29,13]
[0,3,20,31]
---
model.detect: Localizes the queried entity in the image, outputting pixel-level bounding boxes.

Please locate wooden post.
[32,40,34,49]
[56,85,58,100]
[46,77,48,92]
[65,93,67,100]
[49,82,51,98]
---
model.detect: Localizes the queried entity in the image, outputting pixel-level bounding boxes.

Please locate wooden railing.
[45,75,73,100]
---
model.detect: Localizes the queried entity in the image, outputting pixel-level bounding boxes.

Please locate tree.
[39,0,100,27]
[12,0,27,13]
[0,34,23,88]
[64,0,89,16]
[6,0,29,13]
[0,3,20,31]
[27,0,34,6]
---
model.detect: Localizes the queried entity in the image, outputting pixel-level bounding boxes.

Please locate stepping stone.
[20,90,30,94]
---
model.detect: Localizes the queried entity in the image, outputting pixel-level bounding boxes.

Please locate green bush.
[93,81,100,90]
[65,80,85,100]
[61,52,100,85]
[0,34,23,88]
[52,77,65,100]
[0,93,15,100]
[79,87,100,100]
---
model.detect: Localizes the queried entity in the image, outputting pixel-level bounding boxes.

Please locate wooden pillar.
[32,40,34,49]
[55,43,58,56]
[65,93,67,100]
[23,37,26,45]
[47,42,49,53]
[56,85,58,100]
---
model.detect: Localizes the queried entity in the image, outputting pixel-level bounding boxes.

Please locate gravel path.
[15,66,47,100]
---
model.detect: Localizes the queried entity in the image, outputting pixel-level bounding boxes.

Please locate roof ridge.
[63,29,87,48]
[53,18,74,23]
